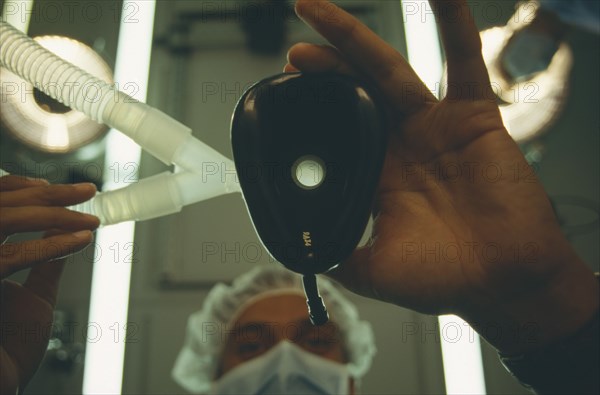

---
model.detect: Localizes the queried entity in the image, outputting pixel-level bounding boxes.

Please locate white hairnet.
[171,264,377,394]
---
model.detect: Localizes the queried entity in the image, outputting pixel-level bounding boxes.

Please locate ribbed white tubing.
[0,21,189,165]
[0,21,240,225]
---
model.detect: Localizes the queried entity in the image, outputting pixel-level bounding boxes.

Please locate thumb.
[323,247,378,300]
[22,231,70,307]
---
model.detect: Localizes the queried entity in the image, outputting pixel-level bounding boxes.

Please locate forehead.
[234,293,309,326]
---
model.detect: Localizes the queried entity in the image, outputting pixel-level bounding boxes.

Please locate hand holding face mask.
[286,0,599,358]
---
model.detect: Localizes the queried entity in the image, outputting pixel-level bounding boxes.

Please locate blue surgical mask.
[211,341,350,395]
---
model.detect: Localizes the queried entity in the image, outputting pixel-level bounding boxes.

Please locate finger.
[22,231,79,307]
[0,182,97,207]
[0,175,49,192]
[295,0,436,113]
[0,230,93,279]
[23,259,66,308]
[287,43,357,75]
[324,247,378,300]
[284,63,300,73]
[429,0,494,100]
[0,206,100,235]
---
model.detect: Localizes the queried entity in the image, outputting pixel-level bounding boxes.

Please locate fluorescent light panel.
[401,0,443,96]
[82,1,156,394]
[438,315,487,394]
[401,1,487,394]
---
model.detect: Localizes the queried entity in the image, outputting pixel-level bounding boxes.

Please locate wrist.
[499,306,599,394]
[460,259,599,355]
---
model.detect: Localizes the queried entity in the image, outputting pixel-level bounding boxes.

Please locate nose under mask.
[211,341,350,395]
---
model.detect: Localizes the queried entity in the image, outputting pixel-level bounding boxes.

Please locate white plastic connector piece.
[78,171,183,225]
[136,108,192,166]
[70,169,238,226]
[173,135,241,193]
[103,100,192,167]
[172,171,237,207]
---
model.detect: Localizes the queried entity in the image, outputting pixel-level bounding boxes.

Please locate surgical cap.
[171,264,377,394]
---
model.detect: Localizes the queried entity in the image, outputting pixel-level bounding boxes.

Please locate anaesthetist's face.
[217,293,347,378]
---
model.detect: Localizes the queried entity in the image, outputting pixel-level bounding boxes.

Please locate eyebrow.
[232,319,308,333]
[231,319,339,337]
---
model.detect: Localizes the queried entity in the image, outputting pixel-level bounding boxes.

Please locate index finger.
[0,206,99,235]
[0,175,49,192]
[1,183,97,207]
[295,0,436,113]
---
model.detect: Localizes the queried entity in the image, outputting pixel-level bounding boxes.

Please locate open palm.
[287,0,598,354]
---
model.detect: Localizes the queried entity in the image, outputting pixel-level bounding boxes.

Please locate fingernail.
[296,0,327,21]
[75,183,97,193]
[27,177,50,185]
[72,230,92,240]
[295,0,315,20]
[82,214,101,227]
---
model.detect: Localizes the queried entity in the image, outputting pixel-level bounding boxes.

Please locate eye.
[307,337,329,348]
[236,342,266,360]
[301,335,336,354]
[296,322,344,355]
